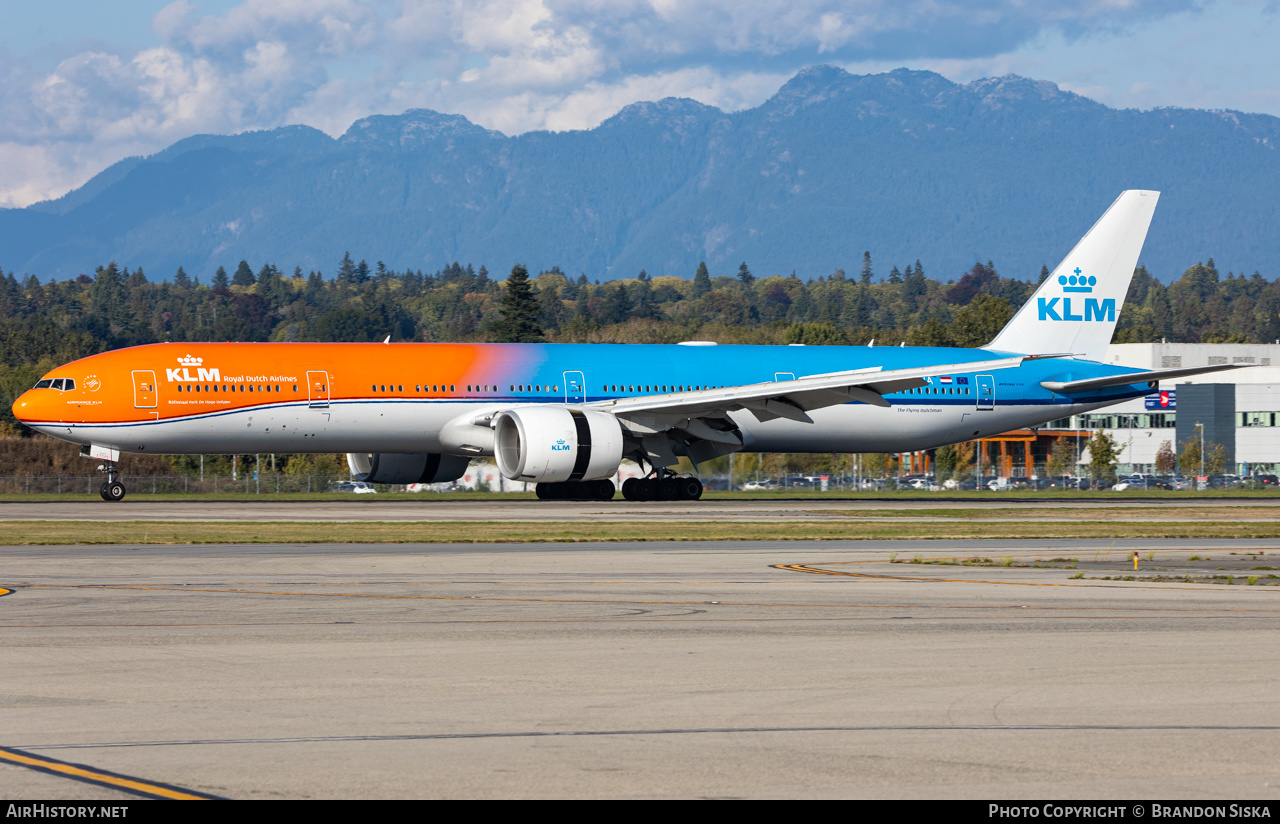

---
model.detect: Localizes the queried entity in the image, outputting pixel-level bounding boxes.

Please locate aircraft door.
[563,371,585,404]
[132,370,157,408]
[307,371,330,408]
[976,374,995,411]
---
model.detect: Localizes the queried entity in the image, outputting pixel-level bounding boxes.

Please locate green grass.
[3,519,1279,545]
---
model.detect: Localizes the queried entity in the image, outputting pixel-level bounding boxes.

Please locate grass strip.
[3,520,1280,545]
[811,507,1280,520]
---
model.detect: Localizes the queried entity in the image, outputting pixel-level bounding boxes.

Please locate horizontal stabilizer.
[1041,363,1254,394]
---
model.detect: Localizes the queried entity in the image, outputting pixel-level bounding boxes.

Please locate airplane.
[11,190,1250,502]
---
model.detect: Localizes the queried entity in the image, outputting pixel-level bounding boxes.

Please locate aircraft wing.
[1041,363,1254,394]
[588,355,1030,425]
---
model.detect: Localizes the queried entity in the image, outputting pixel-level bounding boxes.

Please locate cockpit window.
[62,379,74,390]
[34,379,53,389]
[51,379,65,390]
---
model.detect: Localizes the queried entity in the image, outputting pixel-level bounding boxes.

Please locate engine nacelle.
[493,407,623,483]
[346,452,471,485]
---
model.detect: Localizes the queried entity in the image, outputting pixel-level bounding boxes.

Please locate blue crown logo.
[1059,267,1095,293]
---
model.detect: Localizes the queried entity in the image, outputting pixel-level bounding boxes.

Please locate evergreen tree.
[601,282,633,324]
[213,266,229,289]
[860,251,873,284]
[692,261,711,297]
[232,260,255,287]
[888,265,903,284]
[173,266,191,289]
[489,264,544,343]
[1039,264,1050,284]
[737,261,754,287]
[337,252,356,285]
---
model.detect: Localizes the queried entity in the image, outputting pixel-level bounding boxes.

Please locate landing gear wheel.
[636,479,656,501]
[678,478,703,500]
[621,478,640,501]
[593,479,616,500]
[100,481,126,502]
[658,478,679,500]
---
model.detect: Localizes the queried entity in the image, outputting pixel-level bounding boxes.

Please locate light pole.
[1127,414,1136,476]
[1195,421,1205,486]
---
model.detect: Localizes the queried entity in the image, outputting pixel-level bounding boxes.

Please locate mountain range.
[3,65,1279,283]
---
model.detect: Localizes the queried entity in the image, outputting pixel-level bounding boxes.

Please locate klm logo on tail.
[1037,267,1115,322]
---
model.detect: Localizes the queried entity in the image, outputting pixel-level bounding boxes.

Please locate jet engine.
[493,407,623,483]
[346,452,471,485]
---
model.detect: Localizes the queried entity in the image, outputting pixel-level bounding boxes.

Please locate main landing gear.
[97,463,126,502]
[535,479,616,500]
[621,473,703,502]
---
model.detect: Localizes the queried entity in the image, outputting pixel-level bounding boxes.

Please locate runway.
[7,495,1280,522]
[3,538,1279,799]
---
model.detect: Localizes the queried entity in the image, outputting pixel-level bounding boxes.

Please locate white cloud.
[0,0,1247,207]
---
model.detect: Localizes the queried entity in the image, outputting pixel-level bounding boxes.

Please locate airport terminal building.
[1062,343,1280,476]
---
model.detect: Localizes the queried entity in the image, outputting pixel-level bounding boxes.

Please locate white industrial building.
[1071,343,1280,475]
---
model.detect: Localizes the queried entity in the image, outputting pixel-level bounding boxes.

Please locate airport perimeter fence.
[0,473,354,495]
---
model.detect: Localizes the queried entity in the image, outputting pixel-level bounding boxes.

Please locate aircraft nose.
[12,389,39,424]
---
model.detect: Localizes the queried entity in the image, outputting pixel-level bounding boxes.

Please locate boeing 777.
[11,190,1247,501]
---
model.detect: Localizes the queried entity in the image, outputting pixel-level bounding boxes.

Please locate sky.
[1,0,1278,209]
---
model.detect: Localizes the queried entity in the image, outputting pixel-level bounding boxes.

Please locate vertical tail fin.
[987,190,1159,361]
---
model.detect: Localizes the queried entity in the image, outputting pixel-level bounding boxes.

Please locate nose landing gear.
[97,463,126,502]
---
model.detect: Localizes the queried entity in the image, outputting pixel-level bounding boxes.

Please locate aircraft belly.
[739,404,962,453]
[738,403,1073,453]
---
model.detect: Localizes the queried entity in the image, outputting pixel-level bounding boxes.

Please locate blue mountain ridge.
[2,66,1278,283]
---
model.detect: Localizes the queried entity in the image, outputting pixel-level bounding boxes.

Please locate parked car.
[332,481,376,494]
[742,479,776,491]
